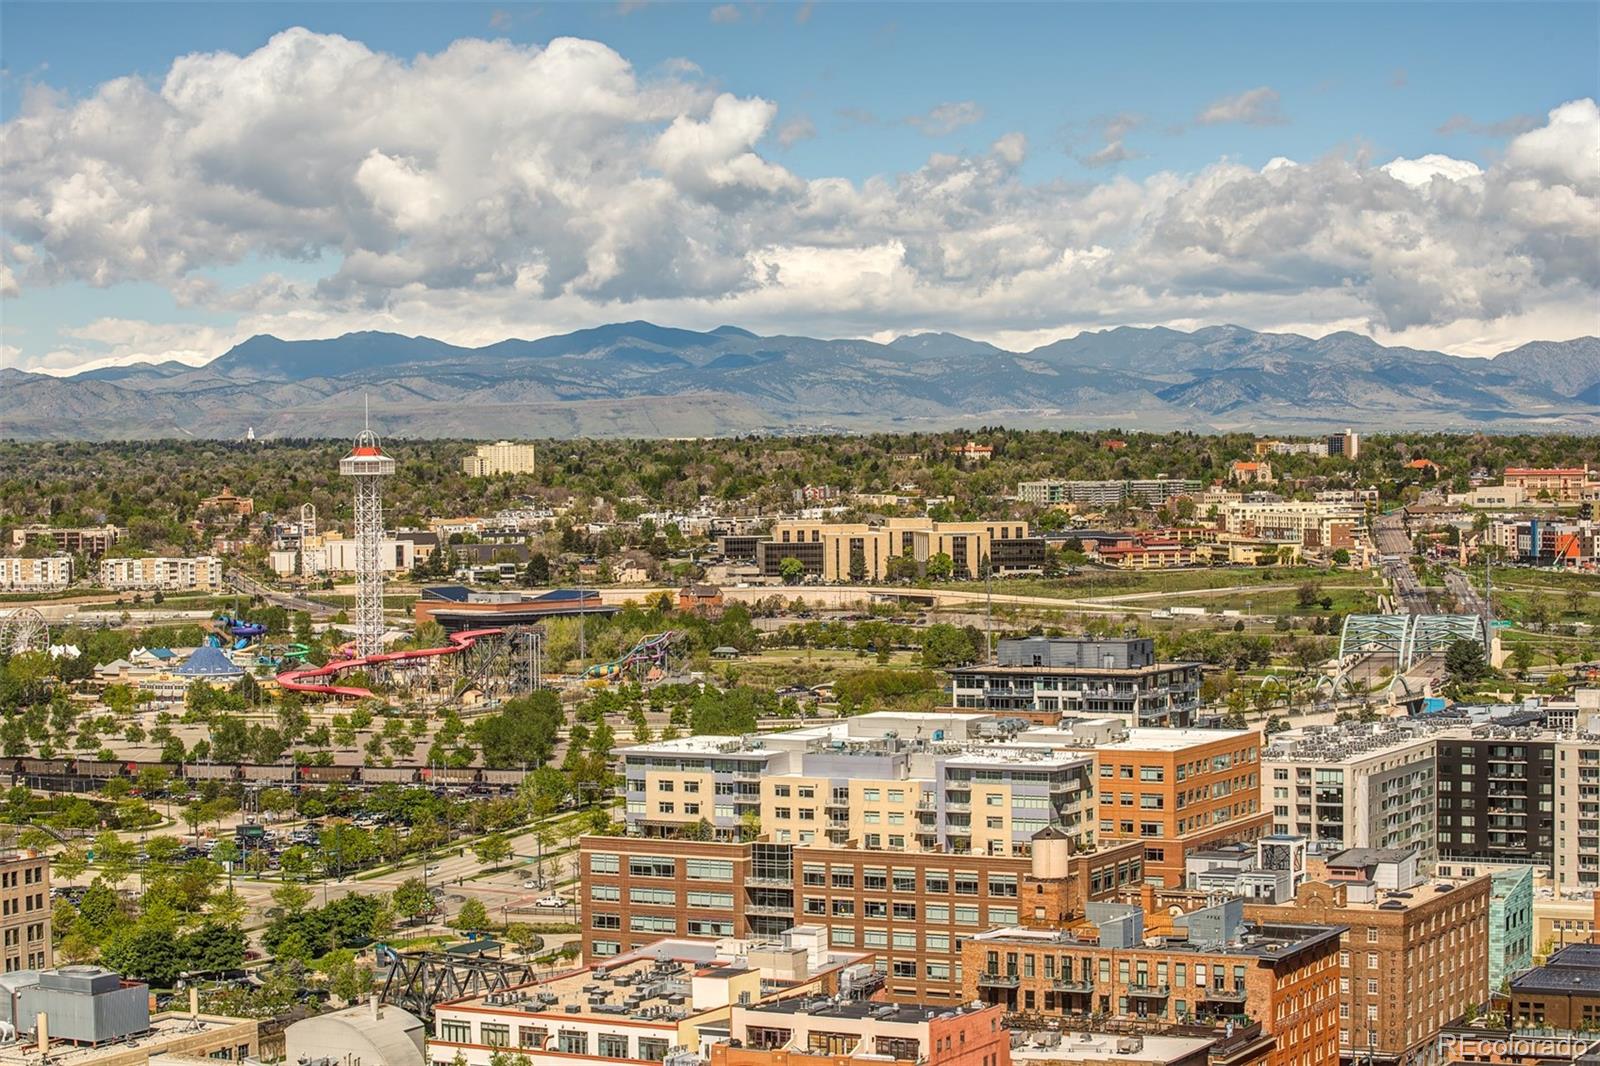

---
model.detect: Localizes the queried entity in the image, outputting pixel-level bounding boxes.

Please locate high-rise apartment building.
[461,440,537,477]
[1244,850,1490,1066]
[1263,721,1440,867]
[949,637,1202,727]
[1094,728,1269,888]
[1554,730,1600,887]
[1436,728,1556,874]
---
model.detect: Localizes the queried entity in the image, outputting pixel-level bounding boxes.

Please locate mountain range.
[3,323,1598,440]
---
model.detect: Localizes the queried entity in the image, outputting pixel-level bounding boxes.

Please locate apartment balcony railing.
[978,972,1020,989]
[744,902,796,917]
[1052,979,1094,993]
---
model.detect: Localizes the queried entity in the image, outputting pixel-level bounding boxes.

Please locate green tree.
[1445,639,1489,684]
[473,835,512,867]
[925,552,954,581]
[452,898,490,933]
[392,878,433,924]
[778,557,805,585]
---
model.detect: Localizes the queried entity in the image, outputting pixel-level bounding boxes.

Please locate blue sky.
[3,1,1598,372]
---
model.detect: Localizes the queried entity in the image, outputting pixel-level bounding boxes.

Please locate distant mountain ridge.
[3,323,1596,440]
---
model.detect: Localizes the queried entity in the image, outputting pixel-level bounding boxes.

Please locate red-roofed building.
[1230,460,1273,485]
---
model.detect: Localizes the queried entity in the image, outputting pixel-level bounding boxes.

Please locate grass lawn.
[987,566,1381,601]
[1176,586,1382,616]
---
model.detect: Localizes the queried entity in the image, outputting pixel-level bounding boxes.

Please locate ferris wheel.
[0,608,48,656]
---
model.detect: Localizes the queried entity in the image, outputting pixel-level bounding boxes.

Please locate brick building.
[1093,728,1269,888]
[1243,854,1490,1066]
[579,833,1148,1005]
[0,850,50,972]
[720,997,1007,1066]
[962,902,1341,1066]
[1507,942,1600,1030]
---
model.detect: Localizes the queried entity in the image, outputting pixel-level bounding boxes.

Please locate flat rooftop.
[1099,728,1256,751]
[1011,1035,1214,1065]
[951,663,1199,678]
[0,1014,255,1066]
[618,736,781,757]
[968,922,1342,959]
[942,748,1093,771]
[440,955,722,1023]
[1511,943,1600,996]
[741,997,992,1025]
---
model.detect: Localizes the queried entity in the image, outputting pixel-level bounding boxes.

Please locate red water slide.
[275,627,504,699]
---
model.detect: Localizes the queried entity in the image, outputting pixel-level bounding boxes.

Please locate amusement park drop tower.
[339,419,394,658]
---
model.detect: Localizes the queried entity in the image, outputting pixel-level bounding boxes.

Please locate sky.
[2,1,1598,375]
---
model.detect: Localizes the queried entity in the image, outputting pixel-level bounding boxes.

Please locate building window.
[481,1024,510,1048]
[559,1032,589,1055]
[598,1035,630,1058]
[438,1021,470,1043]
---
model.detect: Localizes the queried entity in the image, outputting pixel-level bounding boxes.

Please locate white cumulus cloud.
[2,32,1597,372]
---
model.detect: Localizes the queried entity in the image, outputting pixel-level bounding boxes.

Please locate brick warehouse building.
[961,903,1342,1066]
[579,832,1149,1004]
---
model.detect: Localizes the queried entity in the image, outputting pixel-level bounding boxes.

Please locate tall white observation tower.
[339,419,395,658]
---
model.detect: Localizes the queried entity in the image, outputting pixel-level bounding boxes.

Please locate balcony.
[744,902,795,917]
[977,972,1020,989]
[1128,984,1170,998]
[1052,979,1094,993]
[744,875,794,889]
[1201,987,1247,1003]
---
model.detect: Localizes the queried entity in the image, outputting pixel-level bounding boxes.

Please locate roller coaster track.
[276,626,505,699]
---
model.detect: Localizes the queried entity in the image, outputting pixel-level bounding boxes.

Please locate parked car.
[535,895,569,909]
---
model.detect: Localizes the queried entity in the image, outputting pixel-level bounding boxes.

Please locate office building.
[1244,850,1490,1066]
[1093,729,1269,888]
[8,524,123,559]
[1325,430,1359,460]
[756,518,1043,582]
[0,850,50,972]
[949,638,1202,727]
[1262,720,1439,867]
[0,555,73,591]
[579,832,1149,1005]
[462,440,537,477]
[964,902,1341,1066]
[98,555,222,592]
